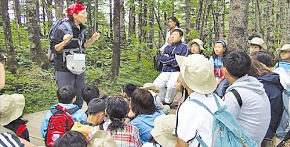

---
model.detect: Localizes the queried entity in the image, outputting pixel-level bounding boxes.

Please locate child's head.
[87,98,106,125]
[131,88,157,116]
[213,40,227,56]
[121,83,137,99]
[222,51,251,80]
[82,85,100,105]
[188,39,204,54]
[57,85,76,104]
[53,131,88,147]
[171,29,183,44]
[106,95,129,130]
[250,51,274,68]
[278,44,290,62]
[249,37,267,53]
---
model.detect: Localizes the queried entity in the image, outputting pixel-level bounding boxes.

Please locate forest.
[0,0,289,113]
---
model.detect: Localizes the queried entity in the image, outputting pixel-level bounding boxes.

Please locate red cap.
[66,3,86,18]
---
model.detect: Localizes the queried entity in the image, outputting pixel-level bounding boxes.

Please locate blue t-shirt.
[209,56,223,78]
[275,61,290,75]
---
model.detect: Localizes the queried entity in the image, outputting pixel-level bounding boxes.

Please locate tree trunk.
[255,0,262,37]
[110,0,121,81]
[213,0,225,41]
[120,0,126,43]
[1,0,18,73]
[44,0,53,29]
[128,1,136,37]
[195,0,203,31]
[137,0,143,62]
[87,0,92,35]
[280,1,290,45]
[228,0,249,51]
[13,0,21,26]
[109,0,113,41]
[147,0,154,49]
[55,0,64,20]
[26,0,46,64]
[265,0,274,53]
[200,0,211,41]
[185,0,191,42]
[94,0,99,32]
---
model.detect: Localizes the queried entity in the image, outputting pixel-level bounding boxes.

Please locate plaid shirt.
[109,124,142,147]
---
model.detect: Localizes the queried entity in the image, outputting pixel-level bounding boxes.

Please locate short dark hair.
[57,85,76,104]
[53,131,87,147]
[222,51,251,78]
[213,40,228,57]
[82,85,100,105]
[122,83,137,97]
[168,16,180,28]
[87,98,106,115]
[171,29,183,37]
[250,51,274,67]
[106,95,128,131]
[130,88,158,116]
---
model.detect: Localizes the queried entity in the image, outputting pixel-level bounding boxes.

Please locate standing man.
[159,16,184,52]
[50,3,100,109]
[154,29,189,105]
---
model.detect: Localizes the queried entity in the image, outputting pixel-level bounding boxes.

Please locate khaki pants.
[272,136,290,147]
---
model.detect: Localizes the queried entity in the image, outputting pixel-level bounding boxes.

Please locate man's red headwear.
[66,3,86,18]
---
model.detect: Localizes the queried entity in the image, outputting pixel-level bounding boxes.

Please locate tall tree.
[26,0,46,64]
[109,0,113,40]
[110,0,121,81]
[200,0,211,41]
[1,0,18,73]
[120,0,126,43]
[13,0,22,26]
[195,0,203,31]
[44,0,53,29]
[213,0,225,41]
[55,0,64,20]
[147,0,154,49]
[94,0,99,32]
[280,1,290,45]
[185,0,191,42]
[228,0,249,51]
[264,0,274,52]
[128,0,136,37]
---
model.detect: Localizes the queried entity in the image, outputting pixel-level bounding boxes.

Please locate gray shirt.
[223,75,271,144]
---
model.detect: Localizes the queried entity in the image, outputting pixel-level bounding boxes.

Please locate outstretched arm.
[84,32,100,48]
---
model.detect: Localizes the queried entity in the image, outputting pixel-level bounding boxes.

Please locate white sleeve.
[223,92,240,118]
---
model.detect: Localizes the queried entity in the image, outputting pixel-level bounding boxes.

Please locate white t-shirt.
[175,92,224,146]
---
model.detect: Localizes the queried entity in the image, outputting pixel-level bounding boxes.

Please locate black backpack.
[154,51,163,71]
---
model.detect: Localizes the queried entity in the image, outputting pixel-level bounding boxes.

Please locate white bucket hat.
[176,54,217,94]
[277,44,290,51]
[0,94,25,125]
[250,37,267,50]
[188,39,204,50]
[151,115,177,146]
[88,130,117,147]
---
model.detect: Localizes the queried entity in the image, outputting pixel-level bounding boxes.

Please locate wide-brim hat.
[188,39,204,50]
[277,44,290,51]
[151,115,177,146]
[250,37,267,50]
[88,130,118,147]
[176,54,217,94]
[140,83,159,93]
[0,94,25,125]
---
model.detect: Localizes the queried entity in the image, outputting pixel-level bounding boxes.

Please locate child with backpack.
[71,98,106,136]
[175,54,257,146]
[41,85,87,146]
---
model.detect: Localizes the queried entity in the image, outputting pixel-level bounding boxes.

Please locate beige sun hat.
[250,37,267,50]
[88,130,118,147]
[188,39,204,50]
[176,54,217,94]
[0,94,25,125]
[277,44,290,51]
[140,83,159,93]
[151,115,177,146]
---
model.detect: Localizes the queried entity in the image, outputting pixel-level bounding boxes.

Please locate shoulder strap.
[99,124,104,130]
[16,124,26,136]
[62,21,73,35]
[230,89,242,107]
[67,107,79,115]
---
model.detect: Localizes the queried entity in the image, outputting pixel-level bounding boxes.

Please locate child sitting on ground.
[71,98,106,136]
[41,85,87,138]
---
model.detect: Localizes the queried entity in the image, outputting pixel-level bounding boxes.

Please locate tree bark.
[213,0,225,41]
[87,0,92,35]
[1,0,18,73]
[110,0,121,81]
[109,0,113,41]
[195,0,203,31]
[200,0,211,41]
[265,0,274,53]
[26,0,46,64]
[255,0,262,37]
[228,0,249,51]
[44,0,53,29]
[120,0,126,43]
[55,0,64,20]
[128,0,136,37]
[13,0,22,26]
[94,0,99,32]
[147,0,154,49]
[185,0,191,42]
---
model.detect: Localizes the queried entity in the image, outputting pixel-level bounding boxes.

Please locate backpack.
[153,51,163,71]
[189,94,258,147]
[45,105,79,147]
[47,18,85,62]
